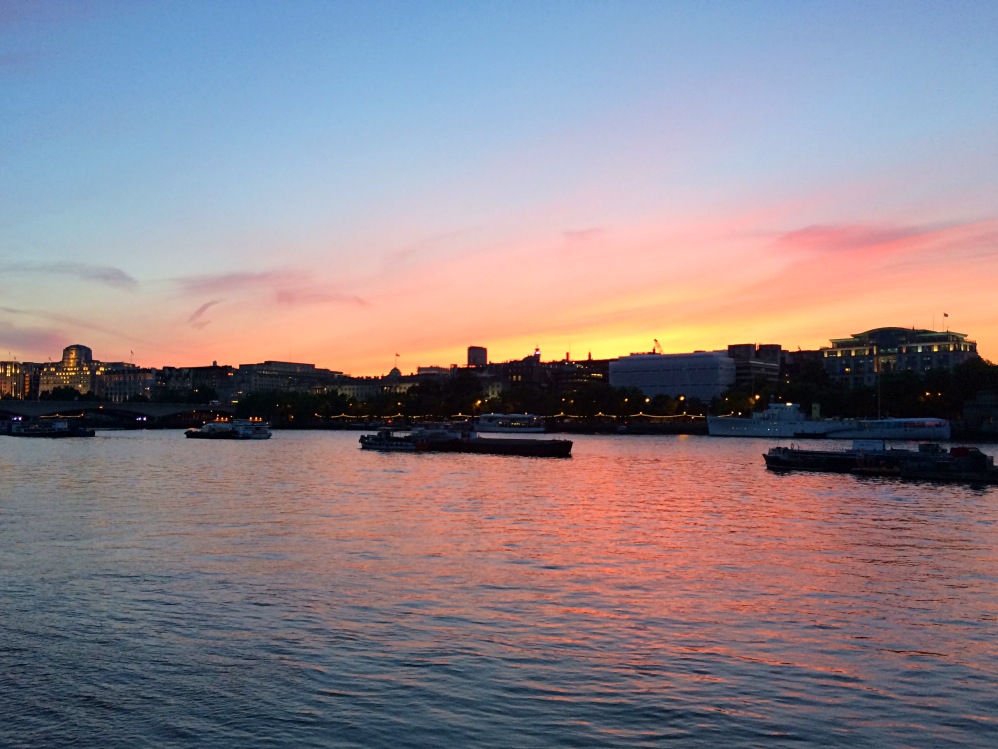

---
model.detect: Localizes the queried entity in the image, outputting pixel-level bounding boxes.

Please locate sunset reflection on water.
[1,431,996,747]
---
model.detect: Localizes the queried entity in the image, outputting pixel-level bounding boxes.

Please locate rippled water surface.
[2,431,996,747]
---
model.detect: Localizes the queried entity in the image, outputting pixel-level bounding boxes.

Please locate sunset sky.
[3,1,997,375]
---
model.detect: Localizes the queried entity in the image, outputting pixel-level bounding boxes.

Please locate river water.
[1,431,996,748]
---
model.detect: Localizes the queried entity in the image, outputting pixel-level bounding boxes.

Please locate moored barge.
[359,425,572,457]
[764,441,998,484]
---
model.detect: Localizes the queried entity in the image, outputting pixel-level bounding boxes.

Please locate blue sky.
[2,1,997,372]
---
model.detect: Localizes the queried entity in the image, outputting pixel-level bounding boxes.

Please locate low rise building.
[823,327,978,387]
[609,352,736,401]
[97,364,156,402]
[236,360,342,396]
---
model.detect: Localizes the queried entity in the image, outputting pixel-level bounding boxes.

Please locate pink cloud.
[769,224,933,256]
[274,289,367,306]
[177,269,368,307]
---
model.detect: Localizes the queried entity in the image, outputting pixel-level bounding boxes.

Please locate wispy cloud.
[176,270,294,296]
[0,262,138,289]
[693,219,998,332]
[187,299,223,329]
[274,289,367,306]
[769,224,935,256]
[175,269,368,307]
[0,305,140,344]
[563,227,605,244]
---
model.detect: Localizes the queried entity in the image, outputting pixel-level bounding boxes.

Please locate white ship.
[707,403,950,440]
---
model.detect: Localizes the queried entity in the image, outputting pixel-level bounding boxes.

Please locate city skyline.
[5,322,983,381]
[3,2,997,375]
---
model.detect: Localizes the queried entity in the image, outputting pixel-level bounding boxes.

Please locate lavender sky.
[2,1,997,374]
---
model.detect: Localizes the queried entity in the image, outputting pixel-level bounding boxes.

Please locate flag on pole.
[943,313,949,317]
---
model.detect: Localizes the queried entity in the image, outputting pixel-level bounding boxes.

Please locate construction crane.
[652,339,663,354]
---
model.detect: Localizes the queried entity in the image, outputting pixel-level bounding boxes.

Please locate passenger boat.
[764,441,998,484]
[708,403,950,440]
[185,419,272,440]
[474,413,545,433]
[8,417,95,438]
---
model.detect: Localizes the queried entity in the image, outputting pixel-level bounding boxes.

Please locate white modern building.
[609,352,736,401]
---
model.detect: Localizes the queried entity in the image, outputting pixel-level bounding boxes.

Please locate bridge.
[0,401,235,426]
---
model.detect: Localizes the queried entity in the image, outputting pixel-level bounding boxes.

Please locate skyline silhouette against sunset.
[3,1,996,374]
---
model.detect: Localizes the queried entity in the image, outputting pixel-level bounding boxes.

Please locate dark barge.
[360,425,572,458]
[764,440,998,484]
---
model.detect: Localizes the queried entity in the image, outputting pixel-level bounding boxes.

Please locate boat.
[896,444,998,484]
[708,403,950,440]
[474,413,545,433]
[764,440,905,473]
[764,441,998,484]
[185,419,272,440]
[359,428,422,452]
[7,417,95,438]
[359,424,573,457]
[416,424,572,457]
[433,434,572,457]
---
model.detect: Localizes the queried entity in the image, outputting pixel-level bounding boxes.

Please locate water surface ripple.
[2,432,996,747]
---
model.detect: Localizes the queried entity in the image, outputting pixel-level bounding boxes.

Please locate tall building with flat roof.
[468,346,487,367]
